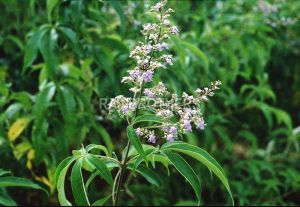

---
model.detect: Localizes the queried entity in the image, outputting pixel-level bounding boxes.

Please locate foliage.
[0,0,299,205]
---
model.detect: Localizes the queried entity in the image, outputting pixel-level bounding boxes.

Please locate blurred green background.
[0,0,299,205]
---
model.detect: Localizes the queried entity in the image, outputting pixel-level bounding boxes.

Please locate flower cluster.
[108,95,137,116]
[109,0,221,144]
[254,0,296,27]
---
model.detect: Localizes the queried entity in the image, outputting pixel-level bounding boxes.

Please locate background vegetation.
[0,0,299,205]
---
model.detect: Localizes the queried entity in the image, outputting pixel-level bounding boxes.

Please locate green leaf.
[161,142,233,203]
[55,156,77,206]
[0,192,17,206]
[92,122,113,156]
[128,164,161,187]
[108,0,126,35]
[161,150,202,202]
[133,114,164,125]
[181,40,209,71]
[86,154,113,185]
[56,85,76,124]
[92,195,111,206]
[34,82,56,123]
[86,144,109,157]
[32,82,55,162]
[58,26,81,55]
[39,28,59,80]
[129,148,156,174]
[0,176,48,196]
[71,158,90,206]
[0,169,11,177]
[46,0,59,22]
[127,126,147,163]
[23,27,48,72]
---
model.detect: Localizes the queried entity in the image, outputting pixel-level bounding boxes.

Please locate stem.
[113,8,164,206]
[114,140,131,206]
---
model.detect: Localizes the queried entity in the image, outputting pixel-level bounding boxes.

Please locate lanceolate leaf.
[86,154,113,185]
[58,26,81,56]
[46,0,59,22]
[92,122,113,156]
[55,156,77,206]
[0,169,11,177]
[34,82,56,124]
[128,164,161,187]
[0,192,17,206]
[71,158,90,206]
[23,26,49,72]
[8,117,31,142]
[108,0,126,35]
[39,28,59,80]
[92,195,112,206]
[161,142,233,203]
[181,39,209,72]
[130,148,156,174]
[0,176,48,196]
[32,83,55,162]
[86,144,109,157]
[133,114,164,125]
[56,85,76,124]
[127,126,147,163]
[161,150,202,202]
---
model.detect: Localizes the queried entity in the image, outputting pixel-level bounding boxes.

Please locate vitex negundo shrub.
[55,1,232,206]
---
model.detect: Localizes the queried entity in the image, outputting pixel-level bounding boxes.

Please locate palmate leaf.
[161,141,233,204]
[161,150,202,202]
[127,125,147,163]
[71,158,90,206]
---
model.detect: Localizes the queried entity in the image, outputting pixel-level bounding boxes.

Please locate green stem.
[113,8,164,206]
[113,140,131,206]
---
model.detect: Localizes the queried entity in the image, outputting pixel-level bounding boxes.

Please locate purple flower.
[144,89,156,99]
[170,26,179,35]
[148,134,156,143]
[163,19,170,26]
[145,45,152,54]
[151,2,163,12]
[142,70,153,82]
[196,120,206,130]
[121,106,129,114]
[136,127,142,136]
[169,126,177,135]
[183,120,192,132]
[142,23,151,33]
[156,43,169,51]
[165,56,173,65]
[129,70,140,79]
[166,134,174,142]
